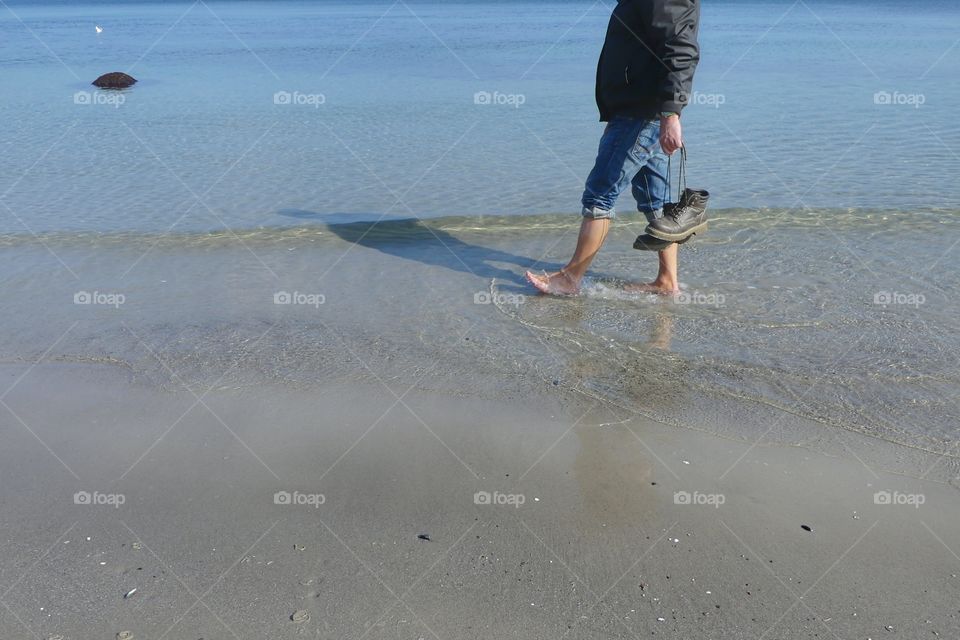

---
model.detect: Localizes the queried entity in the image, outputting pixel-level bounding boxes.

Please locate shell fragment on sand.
[290,609,310,623]
[92,72,137,89]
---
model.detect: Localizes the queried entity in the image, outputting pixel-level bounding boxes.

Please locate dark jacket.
[595,0,700,121]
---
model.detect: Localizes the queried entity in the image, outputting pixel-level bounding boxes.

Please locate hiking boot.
[632,233,693,251]
[645,188,709,242]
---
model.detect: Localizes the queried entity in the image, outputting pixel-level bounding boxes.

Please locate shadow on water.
[279,209,548,287]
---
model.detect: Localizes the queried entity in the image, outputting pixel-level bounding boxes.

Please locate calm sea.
[1,0,959,234]
[0,0,958,472]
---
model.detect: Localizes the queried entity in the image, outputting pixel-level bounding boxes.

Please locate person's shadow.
[279,209,552,287]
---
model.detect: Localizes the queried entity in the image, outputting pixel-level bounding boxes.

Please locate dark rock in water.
[92,72,137,89]
[417,533,431,541]
[801,524,812,532]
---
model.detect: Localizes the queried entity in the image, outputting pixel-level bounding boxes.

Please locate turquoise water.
[2,0,959,233]
[1,0,958,459]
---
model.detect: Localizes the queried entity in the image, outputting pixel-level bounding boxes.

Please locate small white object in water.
[95,25,103,33]
[123,588,137,599]
[682,460,690,465]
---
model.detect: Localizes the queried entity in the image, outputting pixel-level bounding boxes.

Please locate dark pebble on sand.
[418,533,431,541]
[801,524,812,532]
[552,380,559,385]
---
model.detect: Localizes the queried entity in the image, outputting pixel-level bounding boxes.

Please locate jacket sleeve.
[652,0,700,114]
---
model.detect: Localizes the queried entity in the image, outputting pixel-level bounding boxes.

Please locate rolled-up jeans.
[580,116,669,223]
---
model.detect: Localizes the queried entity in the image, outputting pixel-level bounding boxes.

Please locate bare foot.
[525,270,580,296]
[622,280,679,295]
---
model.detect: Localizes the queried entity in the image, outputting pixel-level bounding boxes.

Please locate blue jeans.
[581,116,668,223]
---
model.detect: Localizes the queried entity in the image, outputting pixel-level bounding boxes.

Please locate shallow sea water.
[1,0,958,473]
[1,0,959,234]
[1,208,957,470]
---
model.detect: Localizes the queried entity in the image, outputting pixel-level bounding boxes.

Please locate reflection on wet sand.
[569,309,682,532]
[573,418,658,532]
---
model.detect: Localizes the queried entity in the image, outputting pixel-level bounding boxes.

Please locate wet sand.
[2,362,959,639]
[1,210,959,638]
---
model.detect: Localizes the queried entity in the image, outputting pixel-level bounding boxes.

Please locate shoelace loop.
[665,144,687,205]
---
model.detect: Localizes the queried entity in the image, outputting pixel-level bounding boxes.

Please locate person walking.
[527,0,702,295]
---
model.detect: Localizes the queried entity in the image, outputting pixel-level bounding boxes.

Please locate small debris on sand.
[116,632,134,640]
[801,524,812,532]
[290,609,310,623]
[123,588,137,599]
[417,533,431,541]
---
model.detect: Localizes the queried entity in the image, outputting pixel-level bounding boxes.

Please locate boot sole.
[646,221,708,242]
[633,233,694,251]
